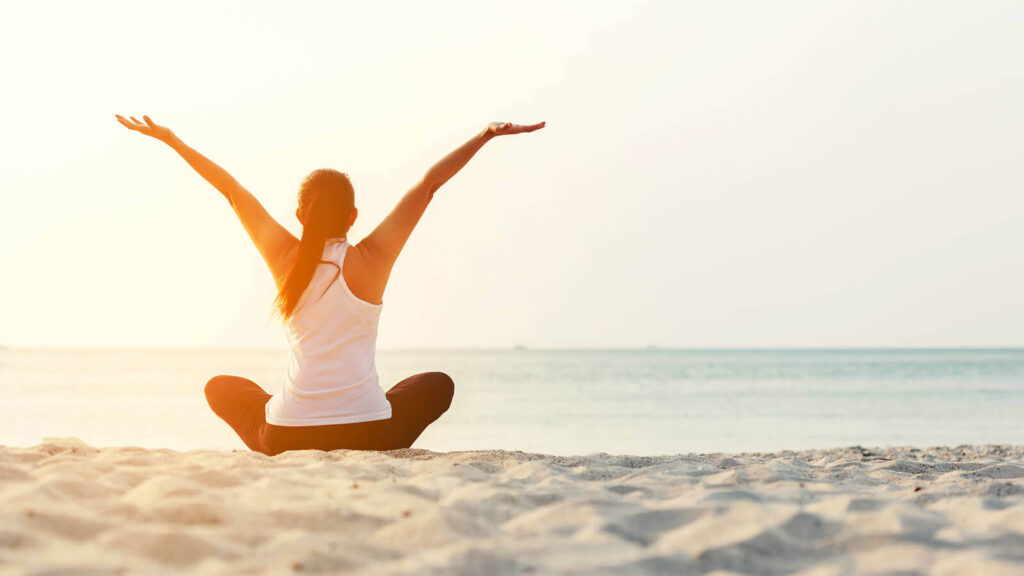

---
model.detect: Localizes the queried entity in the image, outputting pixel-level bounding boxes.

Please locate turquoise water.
[1,348,1022,455]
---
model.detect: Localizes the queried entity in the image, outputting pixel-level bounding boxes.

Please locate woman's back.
[264,238,392,426]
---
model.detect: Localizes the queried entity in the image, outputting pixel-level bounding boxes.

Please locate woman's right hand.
[485,121,546,138]
[116,114,176,143]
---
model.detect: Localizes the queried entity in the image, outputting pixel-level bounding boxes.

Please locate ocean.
[2,348,1023,455]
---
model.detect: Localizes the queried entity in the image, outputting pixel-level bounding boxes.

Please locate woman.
[116,114,545,455]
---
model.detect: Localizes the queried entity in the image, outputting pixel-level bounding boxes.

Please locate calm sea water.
[1,348,1023,455]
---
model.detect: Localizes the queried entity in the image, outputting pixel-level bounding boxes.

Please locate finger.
[130,116,145,126]
[116,115,138,130]
[143,115,155,127]
[519,122,544,132]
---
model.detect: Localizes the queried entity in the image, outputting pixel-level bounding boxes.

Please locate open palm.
[486,121,546,137]
[116,114,175,142]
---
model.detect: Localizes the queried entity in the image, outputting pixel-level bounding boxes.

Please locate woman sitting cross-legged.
[116,114,545,455]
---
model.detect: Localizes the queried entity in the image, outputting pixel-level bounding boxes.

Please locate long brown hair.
[276,169,355,319]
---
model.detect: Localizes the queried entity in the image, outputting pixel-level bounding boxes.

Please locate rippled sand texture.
[1,440,1023,575]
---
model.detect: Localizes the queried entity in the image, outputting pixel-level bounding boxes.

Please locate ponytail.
[276,169,355,319]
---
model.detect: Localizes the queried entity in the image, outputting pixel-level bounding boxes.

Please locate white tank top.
[265,238,392,426]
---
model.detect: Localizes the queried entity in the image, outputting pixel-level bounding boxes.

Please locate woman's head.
[295,168,357,231]
[276,169,358,319]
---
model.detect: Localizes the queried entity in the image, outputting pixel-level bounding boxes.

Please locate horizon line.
[4,345,1024,352]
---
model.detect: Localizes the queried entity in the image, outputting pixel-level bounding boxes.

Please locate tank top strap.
[324,237,348,265]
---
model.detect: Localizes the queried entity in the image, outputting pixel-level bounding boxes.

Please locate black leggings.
[204,372,454,455]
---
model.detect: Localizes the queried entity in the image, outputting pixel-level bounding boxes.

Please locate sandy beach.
[1,439,1022,575]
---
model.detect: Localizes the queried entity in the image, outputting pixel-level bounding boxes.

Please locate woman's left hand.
[116,114,176,143]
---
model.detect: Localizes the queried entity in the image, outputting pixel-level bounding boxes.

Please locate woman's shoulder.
[342,241,387,306]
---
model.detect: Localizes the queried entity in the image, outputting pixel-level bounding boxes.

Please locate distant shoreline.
[5,345,1024,353]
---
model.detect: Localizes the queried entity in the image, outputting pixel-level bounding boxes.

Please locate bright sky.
[1,1,1022,349]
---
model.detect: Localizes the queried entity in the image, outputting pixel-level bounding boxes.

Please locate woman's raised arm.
[116,115,298,287]
[355,121,545,293]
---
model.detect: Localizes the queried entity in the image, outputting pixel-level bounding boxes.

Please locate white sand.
[1,440,1023,575]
